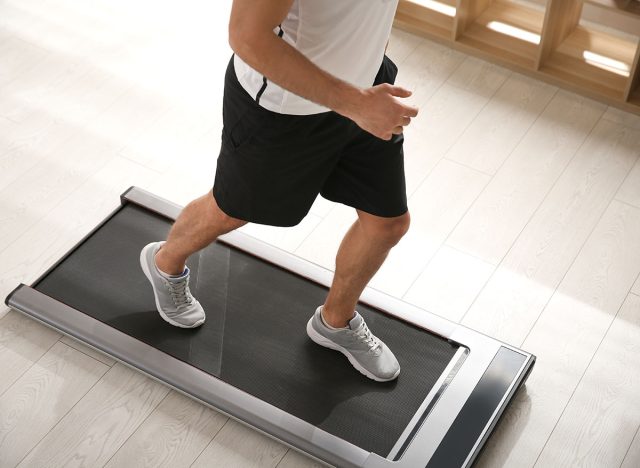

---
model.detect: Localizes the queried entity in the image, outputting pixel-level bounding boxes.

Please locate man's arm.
[229,0,418,140]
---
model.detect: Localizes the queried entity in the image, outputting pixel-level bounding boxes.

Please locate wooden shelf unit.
[395,0,458,41]
[541,25,637,100]
[456,0,545,69]
[629,43,640,102]
[393,0,640,115]
[583,0,640,18]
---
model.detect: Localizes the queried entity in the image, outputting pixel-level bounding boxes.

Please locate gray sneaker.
[139,241,205,328]
[306,306,400,382]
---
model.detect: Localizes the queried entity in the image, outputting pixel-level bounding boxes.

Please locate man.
[140,0,418,382]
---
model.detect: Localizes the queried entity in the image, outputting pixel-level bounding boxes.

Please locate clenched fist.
[347,84,419,140]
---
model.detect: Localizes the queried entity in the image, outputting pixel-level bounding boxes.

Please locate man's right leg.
[155,189,248,275]
[140,190,247,328]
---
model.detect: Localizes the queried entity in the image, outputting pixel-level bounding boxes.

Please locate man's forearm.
[230,29,363,117]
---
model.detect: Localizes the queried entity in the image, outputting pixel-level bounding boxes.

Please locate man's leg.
[322,210,410,328]
[155,189,247,275]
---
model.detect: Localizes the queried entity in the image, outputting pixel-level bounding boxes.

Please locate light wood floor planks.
[2,1,640,467]
[617,157,640,208]
[446,90,606,266]
[633,274,640,297]
[191,419,288,468]
[0,342,109,467]
[446,72,557,176]
[17,363,170,467]
[475,199,640,468]
[104,391,227,468]
[535,293,640,467]
[622,424,640,468]
[461,119,640,345]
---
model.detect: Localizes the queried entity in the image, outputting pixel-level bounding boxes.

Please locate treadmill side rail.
[4,283,24,308]
[121,185,182,221]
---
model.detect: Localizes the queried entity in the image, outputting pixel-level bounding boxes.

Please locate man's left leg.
[306,209,410,382]
[322,209,410,327]
[306,54,407,381]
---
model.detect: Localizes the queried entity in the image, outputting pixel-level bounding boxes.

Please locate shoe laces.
[166,276,194,310]
[350,322,382,354]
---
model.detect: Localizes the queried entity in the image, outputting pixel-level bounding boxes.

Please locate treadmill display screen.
[34,203,460,456]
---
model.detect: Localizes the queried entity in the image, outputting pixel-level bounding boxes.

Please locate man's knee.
[358,210,410,246]
[218,211,247,231]
[206,190,247,232]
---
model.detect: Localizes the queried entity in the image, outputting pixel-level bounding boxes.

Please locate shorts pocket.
[223,108,260,150]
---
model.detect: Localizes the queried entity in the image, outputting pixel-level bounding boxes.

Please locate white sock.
[154,252,186,279]
[320,308,350,330]
[158,267,187,279]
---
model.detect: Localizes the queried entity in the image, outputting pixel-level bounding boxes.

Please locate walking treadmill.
[5,186,535,468]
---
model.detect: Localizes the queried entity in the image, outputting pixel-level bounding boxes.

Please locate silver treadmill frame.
[5,186,535,468]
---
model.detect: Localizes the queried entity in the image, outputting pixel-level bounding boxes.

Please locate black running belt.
[33,203,459,456]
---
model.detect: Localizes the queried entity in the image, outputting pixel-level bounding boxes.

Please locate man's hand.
[346,84,419,140]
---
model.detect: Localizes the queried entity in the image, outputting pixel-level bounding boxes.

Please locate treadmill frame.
[5,186,535,468]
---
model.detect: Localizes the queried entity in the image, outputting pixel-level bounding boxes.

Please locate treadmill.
[5,186,535,468]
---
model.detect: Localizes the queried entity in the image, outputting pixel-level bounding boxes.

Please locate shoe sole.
[306,318,399,382]
[140,244,205,329]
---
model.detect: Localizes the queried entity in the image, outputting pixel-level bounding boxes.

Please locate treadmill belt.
[34,203,459,456]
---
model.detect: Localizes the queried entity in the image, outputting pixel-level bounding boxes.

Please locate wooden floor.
[1,0,640,467]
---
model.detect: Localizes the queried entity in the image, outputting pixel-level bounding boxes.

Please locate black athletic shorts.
[212,54,408,227]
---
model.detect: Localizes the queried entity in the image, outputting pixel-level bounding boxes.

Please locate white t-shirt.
[233,0,399,115]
